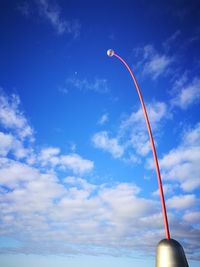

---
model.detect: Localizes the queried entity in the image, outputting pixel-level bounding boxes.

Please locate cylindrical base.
[156,239,189,267]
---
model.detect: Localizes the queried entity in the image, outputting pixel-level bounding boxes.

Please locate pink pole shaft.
[113,52,170,240]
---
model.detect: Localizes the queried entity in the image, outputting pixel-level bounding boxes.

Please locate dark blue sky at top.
[0,3,198,124]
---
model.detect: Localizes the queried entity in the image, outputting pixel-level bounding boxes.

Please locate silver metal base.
[156,239,189,267]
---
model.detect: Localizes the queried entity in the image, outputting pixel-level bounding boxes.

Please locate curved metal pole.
[107,49,170,240]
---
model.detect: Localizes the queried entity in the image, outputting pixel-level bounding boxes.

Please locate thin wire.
[113,52,170,240]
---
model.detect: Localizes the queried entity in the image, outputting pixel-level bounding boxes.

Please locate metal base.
[156,239,189,267]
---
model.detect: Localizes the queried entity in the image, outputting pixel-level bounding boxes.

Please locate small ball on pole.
[107,49,114,57]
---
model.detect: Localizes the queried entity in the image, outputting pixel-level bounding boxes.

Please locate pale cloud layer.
[18,0,81,38]
[65,77,109,94]
[183,211,200,224]
[37,0,81,38]
[0,163,199,258]
[0,91,199,260]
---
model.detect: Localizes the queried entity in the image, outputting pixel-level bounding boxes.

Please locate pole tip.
[107,49,114,57]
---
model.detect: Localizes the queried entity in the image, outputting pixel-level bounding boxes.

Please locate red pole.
[107,49,170,240]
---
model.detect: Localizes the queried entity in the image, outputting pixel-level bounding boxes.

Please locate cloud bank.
[0,91,199,260]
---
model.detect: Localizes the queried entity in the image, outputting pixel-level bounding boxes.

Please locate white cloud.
[0,153,199,258]
[162,30,181,51]
[37,0,81,38]
[63,176,97,200]
[39,146,60,166]
[0,93,36,163]
[166,194,197,210]
[0,93,34,140]
[0,171,163,255]
[183,122,200,145]
[0,168,65,218]
[183,211,200,224]
[38,147,94,174]
[171,71,188,91]
[92,131,124,158]
[92,102,169,161]
[1,135,31,160]
[119,101,169,157]
[0,132,13,156]
[171,77,200,109]
[120,102,168,132]
[39,147,94,174]
[60,154,94,174]
[0,90,199,259]
[156,122,200,192]
[98,113,109,125]
[0,158,39,189]
[134,44,173,80]
[145,54,172,80]
[65,77,109,94]
[0,91,94,176]
[0,168,198,258]
[152,183,178,197]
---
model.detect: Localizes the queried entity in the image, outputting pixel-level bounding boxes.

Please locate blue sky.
[0,0,200,266]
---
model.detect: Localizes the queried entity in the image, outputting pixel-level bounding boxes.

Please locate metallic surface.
[107,49,114,57]
[108,50,170,240]
[156,239,189,267]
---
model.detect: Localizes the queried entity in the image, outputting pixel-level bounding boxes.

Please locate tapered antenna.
[107,49,170,240]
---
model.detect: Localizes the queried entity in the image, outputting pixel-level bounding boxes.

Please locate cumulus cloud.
[158,122,200,192]
[0,168,163,255]
[92,131,124,158]
[0,92,36,164]
[0,132,13,156]
[60,154,94,174]
[134,44,173,80]
[0,168,199,258]
[0,90,199,259]
[171,77,200,109]
[92,101,169,162]
[0,91,94,175]
[39,146,60,166]
[120,101,169,158]
[0,92,34,140]
[0,158,39,189]
[120,102,168,130]
[166,194,197,210]
[0,131,33,160]
[39,147,94,174]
